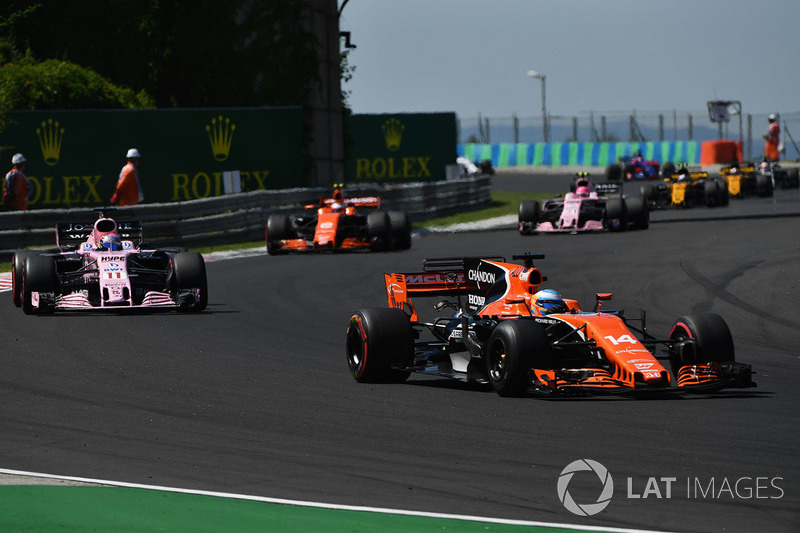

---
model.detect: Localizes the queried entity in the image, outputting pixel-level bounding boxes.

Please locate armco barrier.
[0,176,491,259]
[459,141,700,168]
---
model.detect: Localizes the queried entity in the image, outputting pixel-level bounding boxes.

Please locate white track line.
[0,468,672,533]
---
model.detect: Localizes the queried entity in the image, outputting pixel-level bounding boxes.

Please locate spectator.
[3,153,33,211]
[111,148,144,206]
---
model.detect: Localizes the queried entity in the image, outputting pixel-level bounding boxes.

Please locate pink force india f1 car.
[11,209,207,314]
[519,173,649,234]
[345,254,754,397]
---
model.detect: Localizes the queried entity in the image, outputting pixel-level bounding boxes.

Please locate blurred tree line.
[0,0,320,111]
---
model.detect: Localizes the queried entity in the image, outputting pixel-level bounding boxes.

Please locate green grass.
[416,190,553,228]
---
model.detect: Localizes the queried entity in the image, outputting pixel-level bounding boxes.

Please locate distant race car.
[11,208,207,314]
[265,187,411,254]
[718,162,774,198]
[345,254,754,397]
[605,152,663,181]
[518,173,649,234]
[640,164,729,209]
[754,158,800,191]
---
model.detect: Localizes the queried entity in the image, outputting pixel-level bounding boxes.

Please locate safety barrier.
[0,176,491,259]
[459,141,700,168]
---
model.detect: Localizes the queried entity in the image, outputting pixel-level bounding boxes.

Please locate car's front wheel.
[12,250,34,307]
[486,320,553,397]
[21,255,57,315]
[668,313,735,375]
[172,252,208,312]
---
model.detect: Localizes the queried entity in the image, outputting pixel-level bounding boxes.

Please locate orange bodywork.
[380,256,752,394]
[272,193,381,252]
[279,209,371,251]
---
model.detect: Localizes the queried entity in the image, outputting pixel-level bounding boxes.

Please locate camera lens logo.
[557,459,614,516]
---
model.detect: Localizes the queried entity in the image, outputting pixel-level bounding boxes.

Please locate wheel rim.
[346,326,365,375]
[488,341,507,382]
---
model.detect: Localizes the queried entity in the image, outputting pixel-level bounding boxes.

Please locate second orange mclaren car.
[266,188,412,254]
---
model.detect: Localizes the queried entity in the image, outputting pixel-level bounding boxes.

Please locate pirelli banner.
[0,108,303,208]
[346,113,457,183]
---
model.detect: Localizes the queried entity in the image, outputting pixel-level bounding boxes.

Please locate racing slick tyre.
[367,212,391,252]
[486,320,553,397]
[172,251,208,312]
[12,250,34,307]
[387,211,412,251]
[787,168,800,188]
[604,164,622,181]
[703,180,721,207]
[715,178,730,206]
[21,254,57,315]
[625,195,649,230]
[604,198,628,232]
[518,200,540,235]
[346,308,414,383]
[668,313,735,375]
[660,162,676,180]
[266,214,291,255]
[755,173,773,197]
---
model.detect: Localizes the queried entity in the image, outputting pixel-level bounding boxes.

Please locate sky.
[339,0,800,121]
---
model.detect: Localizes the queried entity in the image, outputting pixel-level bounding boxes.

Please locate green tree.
[0,0,319,109]
[0,55,154,110]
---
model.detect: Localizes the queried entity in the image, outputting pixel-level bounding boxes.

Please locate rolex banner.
[0,108,303,208]
[345,113,457,183]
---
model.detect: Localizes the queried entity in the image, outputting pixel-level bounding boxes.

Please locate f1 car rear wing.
[719,163,756,174]
[320,196,381,209]
[593,181,622,197]
[668,166,707,181]
[55,220,143,252]
[385,255,545,320]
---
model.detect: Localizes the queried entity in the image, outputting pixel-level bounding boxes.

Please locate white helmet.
[768,113,778,122]
[126,148,141,159]
[11,153,26,165]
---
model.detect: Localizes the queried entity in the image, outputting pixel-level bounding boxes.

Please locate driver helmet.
[575,185,591,196]
[100,234,123,251]
[532,289,567,315]
[331,202,345,211]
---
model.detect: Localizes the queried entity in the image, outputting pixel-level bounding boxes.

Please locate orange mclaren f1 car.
[345,254,754,397]
[266,188,412,254]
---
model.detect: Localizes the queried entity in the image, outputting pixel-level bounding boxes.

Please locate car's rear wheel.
[625,194,649,230]
[367,212,391,251]
[22,255,57,315]
[787,168,800,188]
[715,178,730,205]
[172,252,208,312]
[266,214,292,255]
[756,173,773,197]
[486,320,553,397]
[605,164,622,181]
[12,250,34,307]
[668,313,735,375]
[661,162,676,179]
[346,308,414,383]
[604,198,628,232]
[704,180,721,207]
[387,211,412,250]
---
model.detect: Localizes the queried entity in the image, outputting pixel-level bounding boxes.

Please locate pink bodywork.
[533,192,604,233]
[30,217,182,310]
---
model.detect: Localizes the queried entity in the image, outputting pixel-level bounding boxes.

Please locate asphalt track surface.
[2,169,799,533]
